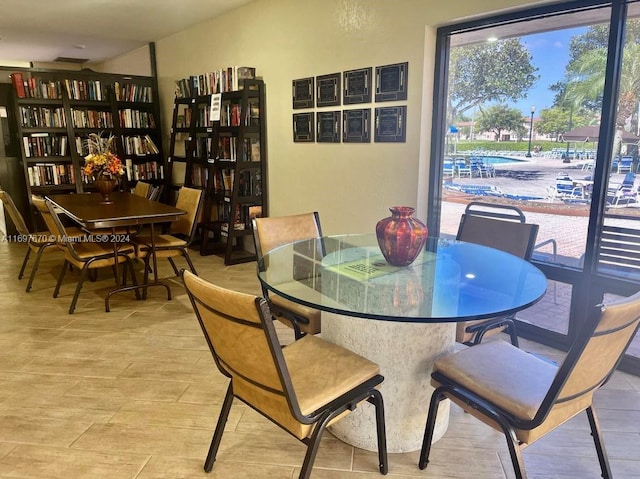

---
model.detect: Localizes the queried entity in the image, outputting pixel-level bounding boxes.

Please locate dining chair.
[1,190,86,292]
[133,180,152,198]
[33,196,139,314]
[182,270,388,479]
[252,212,323,339]
[133,186,202,282]
[455,202,539,346]
[419,290,640,479]
[1,189,56,291]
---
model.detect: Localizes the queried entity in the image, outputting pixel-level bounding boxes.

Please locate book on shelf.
[175,66,257,98]
[27,163,75,187]
[11,73,26,98]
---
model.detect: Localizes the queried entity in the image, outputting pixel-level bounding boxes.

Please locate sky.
[511,26,588,117]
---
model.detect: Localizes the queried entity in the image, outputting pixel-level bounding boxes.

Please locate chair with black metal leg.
[455,202,539,347]
[182,270,388,479]
[34,196,139,314]
[252,212,323,339]
[419,290,640,479]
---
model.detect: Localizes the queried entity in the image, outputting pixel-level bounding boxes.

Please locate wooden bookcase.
[10,69,163,226]
[166,79,267,265]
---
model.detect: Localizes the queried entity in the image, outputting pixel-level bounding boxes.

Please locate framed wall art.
[343,67,372,105]
[316,111,341,143]
[343,109,371,143]
[293,112,315,142]
[374,106,406,142]
[292,77,314,109]
[375,62,408,102]
[316,73,341,107]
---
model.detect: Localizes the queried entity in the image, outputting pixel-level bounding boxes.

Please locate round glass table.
[257,235,548,452]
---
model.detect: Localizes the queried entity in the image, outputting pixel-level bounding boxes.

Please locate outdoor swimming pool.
[472,156,528,165]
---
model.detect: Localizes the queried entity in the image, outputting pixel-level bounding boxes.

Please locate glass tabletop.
[257,234,548,323]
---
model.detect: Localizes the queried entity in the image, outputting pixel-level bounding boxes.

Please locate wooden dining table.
[46,192,186,311]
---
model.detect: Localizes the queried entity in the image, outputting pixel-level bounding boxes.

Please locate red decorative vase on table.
[376,206,428,267]
[94,174,118,205]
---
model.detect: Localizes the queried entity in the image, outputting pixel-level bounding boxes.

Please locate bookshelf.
[166,77,267,265]
[10,69,163,226]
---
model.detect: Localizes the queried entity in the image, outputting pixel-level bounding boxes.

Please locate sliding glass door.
[429,0,640,373]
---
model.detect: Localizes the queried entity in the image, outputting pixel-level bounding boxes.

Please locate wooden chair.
[33,196,138,314]
[133,186,202,283]
[252,212,323,339]
[182,270,388,479]
[419,290,640,479]
[455,202,539,346]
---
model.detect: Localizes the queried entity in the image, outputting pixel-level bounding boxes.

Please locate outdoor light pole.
[526,106,535,158]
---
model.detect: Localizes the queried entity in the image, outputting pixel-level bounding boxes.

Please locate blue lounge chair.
[548,174,585,202]
[618,156,633,173]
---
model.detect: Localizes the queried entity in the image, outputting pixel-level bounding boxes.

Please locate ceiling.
[0,0,254,65]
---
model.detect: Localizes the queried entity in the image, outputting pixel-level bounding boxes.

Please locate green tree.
[537,107,591,141]
[475,105,526,141]
[448,39,539,124]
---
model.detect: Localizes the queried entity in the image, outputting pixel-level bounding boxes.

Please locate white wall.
[149,0,553,234]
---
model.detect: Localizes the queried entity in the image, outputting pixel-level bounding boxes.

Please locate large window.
[430,0,640,373]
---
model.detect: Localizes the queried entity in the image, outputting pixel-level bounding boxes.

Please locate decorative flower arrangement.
[83,133,125,180]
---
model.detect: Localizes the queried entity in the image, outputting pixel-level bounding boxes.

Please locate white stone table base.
[321,311,455,453]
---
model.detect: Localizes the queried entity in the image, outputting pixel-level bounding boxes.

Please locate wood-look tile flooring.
[0,241,639,478]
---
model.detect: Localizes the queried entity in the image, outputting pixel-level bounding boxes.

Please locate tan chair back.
[183,270,308,437]
[253,212,322,258]
[0,189,31,236]
[32,196,82,261]
[546,291,640,410]
[133,181,151,198]
[31,196,62,242]
[170,187,202,239]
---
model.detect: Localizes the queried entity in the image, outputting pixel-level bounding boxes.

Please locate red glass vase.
[376,206,428,266]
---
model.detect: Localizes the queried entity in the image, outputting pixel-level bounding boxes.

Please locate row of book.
[122,135,160,156]
[11,73,63,99]
[23,134,68,157]
[124,159,164,181]
[27,162,75,186]
[216,136,261,162]
[175,66,256,98]
[118,109,156,129]
[218,204,263,234]
[70,108,113,129]
[114,82,153,103]
[65,79,107,101]
[219,99,260,127]
[19,106,66,128]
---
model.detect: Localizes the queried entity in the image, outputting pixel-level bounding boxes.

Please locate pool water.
[474,156,527,165]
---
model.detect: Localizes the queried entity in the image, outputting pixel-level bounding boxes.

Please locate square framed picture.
[293,112,315,142]
[317,111,341,143]
[343,109,371,143]
[374,106,406,142]
[292,77,314,109]
[375,62,408,102]
[316,73,341,107]
[343,67,372,105]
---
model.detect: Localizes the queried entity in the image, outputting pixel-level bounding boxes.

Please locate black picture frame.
[317,111,341,143]
[292,77,314,109]
[343,67,372,105]
[316,73,341,107]
[293,113,315,142]
[343,109,371,143]
[374,106,406,142]
[375,62,408,102]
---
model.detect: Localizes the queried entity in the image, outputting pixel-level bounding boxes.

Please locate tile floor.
[0,241,639,478]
